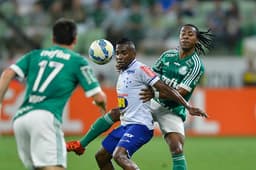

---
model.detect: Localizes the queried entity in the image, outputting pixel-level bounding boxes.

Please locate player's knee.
[165,133,184,155]
[170,142,183,155]
[113,152,122,163]
[109,108,121,122]
[113,152,127,165]
[113,147,129,164]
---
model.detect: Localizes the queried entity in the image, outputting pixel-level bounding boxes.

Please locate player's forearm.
[154,81,190,109]
[92,91,107,112]
[158,88,190,109]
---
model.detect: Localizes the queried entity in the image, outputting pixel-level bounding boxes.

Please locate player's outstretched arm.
[66,108,120,155]
[0,68,16,116]
[139,81,208,118]
[141,80,190,107]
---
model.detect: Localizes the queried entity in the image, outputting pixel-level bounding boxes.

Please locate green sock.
[173,153,187,170]
[79,112,114,148]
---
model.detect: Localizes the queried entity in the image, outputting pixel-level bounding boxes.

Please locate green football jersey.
[152,49,204,121]
[11,46,101,123]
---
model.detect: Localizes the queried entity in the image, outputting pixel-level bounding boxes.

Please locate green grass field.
[0,136,255,170]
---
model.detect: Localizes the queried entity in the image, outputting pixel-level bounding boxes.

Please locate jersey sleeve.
[179,59,205,92]
[139,65,159,86]
[152,54,164,74]
[10,52,32,80]
[76,58,102,97]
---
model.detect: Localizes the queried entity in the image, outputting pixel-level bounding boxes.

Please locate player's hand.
[66,141,85,156]
[187,106,208,118]
[92,101,106,115]
[139,87,154,102]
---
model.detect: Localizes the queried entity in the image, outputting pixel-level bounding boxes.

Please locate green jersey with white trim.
[11,46,101,123]
[152,49,204,121]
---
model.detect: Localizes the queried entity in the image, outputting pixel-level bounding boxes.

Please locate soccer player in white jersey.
[93,38,207,170]
[0,18,107,170]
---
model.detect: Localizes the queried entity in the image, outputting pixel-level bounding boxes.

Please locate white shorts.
[151,100,185,136]
[13,110,67,169]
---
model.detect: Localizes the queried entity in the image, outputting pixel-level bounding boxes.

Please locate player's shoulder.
[134,60,155,75]
[191,53,204,66]
[133,60,148,69]
[26,49,42,56]
[18,49,43,61]
[191,53,205,71]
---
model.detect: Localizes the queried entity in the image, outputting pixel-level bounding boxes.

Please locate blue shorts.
[102,124,153,158]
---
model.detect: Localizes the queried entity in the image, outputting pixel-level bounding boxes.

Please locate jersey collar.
[179,51,196,60]
[128,59,137,68]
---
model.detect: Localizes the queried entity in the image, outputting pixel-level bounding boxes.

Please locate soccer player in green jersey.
[140,24,214,170]
[0,18,107,170]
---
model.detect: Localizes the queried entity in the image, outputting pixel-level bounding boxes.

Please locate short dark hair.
[53,18,77,45]
[116,38,136,51]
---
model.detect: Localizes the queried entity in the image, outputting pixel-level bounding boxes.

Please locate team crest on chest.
[179,66,188,75]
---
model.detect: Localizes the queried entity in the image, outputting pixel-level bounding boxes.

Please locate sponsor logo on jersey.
[165,53,176,58]
[41,50,70,60]
[162,75,179,89]
[29,95,46,103]
[140,66,156,77]
[117,96,128,110]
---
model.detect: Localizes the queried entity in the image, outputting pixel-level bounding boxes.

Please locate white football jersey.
[116,59,159,130]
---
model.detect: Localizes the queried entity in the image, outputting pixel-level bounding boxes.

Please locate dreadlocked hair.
[183,24,215,55]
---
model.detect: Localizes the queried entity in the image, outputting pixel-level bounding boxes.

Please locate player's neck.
[179,49,195,59]
[55,43,74,50]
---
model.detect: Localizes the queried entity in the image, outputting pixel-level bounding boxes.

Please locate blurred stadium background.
[0,0,256,170]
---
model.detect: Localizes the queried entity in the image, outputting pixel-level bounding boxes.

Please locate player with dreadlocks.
[139,23,214,170]
[67,24,213,170]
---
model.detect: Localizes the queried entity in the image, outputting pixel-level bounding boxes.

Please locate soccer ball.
[88,39,114,65]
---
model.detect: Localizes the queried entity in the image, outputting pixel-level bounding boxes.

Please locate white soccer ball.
[88,39,114,65]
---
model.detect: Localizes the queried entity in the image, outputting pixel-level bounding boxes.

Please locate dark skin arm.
[139,81,208,118]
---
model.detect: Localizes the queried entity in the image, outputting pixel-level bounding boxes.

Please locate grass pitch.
[0,136,255,170]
